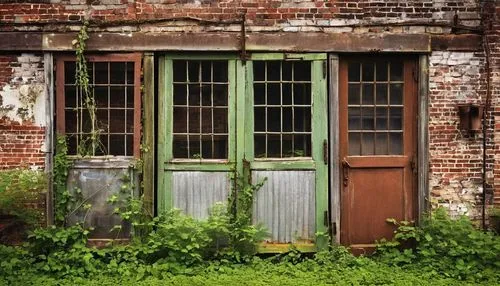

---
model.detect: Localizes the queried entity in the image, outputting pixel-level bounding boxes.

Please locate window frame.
[55,53,142,158]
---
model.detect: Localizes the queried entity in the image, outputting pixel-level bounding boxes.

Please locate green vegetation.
[0,168,47,226]
[0,207,498,285]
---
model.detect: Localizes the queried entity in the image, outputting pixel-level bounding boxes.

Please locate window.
[171,60,229,159]
[347,60,404,155]
[253,60,312,158]
[56,54,141,157]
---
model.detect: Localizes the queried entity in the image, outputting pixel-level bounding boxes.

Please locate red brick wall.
[0,118,45,169]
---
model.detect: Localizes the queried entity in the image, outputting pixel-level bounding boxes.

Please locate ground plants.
[375,207,500,283]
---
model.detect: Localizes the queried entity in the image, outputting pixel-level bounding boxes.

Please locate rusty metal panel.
[252,170,315,243]
[172,171,230,219]
[66,159,135,239]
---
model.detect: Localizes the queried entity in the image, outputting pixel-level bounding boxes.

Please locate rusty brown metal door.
[339,57,417,252]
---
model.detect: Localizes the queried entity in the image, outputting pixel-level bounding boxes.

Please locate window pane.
[348,132,361,155]
[267,83,281,105]
[390,61,404,81]
[267,61,280,81]
[126,110,134,133]
[267,134,281,157]
[293,83,311,105]
[201,108,212,133]
[212,61,227,82]
[188,61,200,82]
[361,107,374,130]
[96,109,108,133]
[390,83,403,105]
[376,84,388,105]
[267,107,281,132]
[213,84,228,106]
[294,107,311,132]
[189,135,201,158]
[282,83,292,105]
[173,60,187,82]
[348,107,361,130]
[65,86,77,107]
[254,83,266,105]
[362,63,374,82]
[110,62,125,84]
[213,135,228,159]
[362,83,374,105]
[109,86,125,108]
[173,107,187,133]
[188,107,200,133]
[173,84,187,105]
[94,86,108,108]
[376,62,388,81]
[94,62,108,84]
[213,108,227,133]
[389,107,403,130]
[201,135,212,159]
[361,132,374,155]
[282,61,293,81]
[64,62,76,84]
[109,110,125,133]
[375,133,388,155]
[375,107,388,130]
[188,84,201,106]
[282,134,293,157]
[65,110,77,133]
[126,62,134,84]
[254,107,266,132]
[294,61,310,81]
[389,133,403,155]
[254,62,265,81]
[254,134,266,158]
[109,135,125,155]
[282,107,292,132]
[348,84,360,105]
[201,84,212,106]
[348,62,360,82]
[126,135,133,156]
[293,134,311,157]
[173,135,188,158]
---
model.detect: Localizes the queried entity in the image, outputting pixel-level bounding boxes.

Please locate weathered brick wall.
[0,54,46,169]
[0,0,481,33]
[428,51,489,219]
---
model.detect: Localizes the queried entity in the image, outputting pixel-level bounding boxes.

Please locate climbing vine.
[73,20,103,156]
[53,135,71,225]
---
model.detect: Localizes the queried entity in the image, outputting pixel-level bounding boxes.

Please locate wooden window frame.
[55,53,142,158]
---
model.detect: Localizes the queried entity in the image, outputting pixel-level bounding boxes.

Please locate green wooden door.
[244,54,329,249]
[157,53,329,249]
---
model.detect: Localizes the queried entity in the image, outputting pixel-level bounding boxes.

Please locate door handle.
[342,158,351,187]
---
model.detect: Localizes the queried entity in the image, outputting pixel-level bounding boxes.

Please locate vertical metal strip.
[329,54,340,243]
[418,55,429,223]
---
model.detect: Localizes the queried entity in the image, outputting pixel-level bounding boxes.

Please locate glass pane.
[109,110,125,133]
[173,84,187,105]
[109,86,125,108]
[361,107,374,130]
[67,135,77,155]
[282,83,292,105]
[173,107,187,133]
[267,134,281,157]
[376,62,388,81]
[126,135,133,156]
[361,132,375,155]
[188,84,200,106]
[173,135,188,158]
[201,135,212,159]
[348,107,361,130]
[293,83,311,105]
[201,108,212,133]
[213,108,228,133]
[348,132,361,155]
[375,107,388,130]
[201,84,212,106]
[212,61,227,82]
[294,61,310,81]
[282,61,293,81]
[348,62,360,82]
[254,134,266,158]
[213,84,228,106]
[126,110,134,133]
[254,83,266,105]
[254,107,266,132]
[362,63,374,82]
[64,62,76,84]
[173,60,187,82]
[201,62,211,82]
[188,61,200,82]
[267,83,281,105]
[267,107,281,132]
[294,107,311,132]
[375,133,388,155]
[65,110,77,133]
[282,134,293,157]
[389,133,403,155]
[189,135,201,158]
[126,86,134,108]
[188,107,200,133]
[362,83,374,105]
[389,107,403,130]
[348,84,360,105]
[390,61,403,81]
[126,62,134,84]
[282,107,292,132]
[94,62,108,84]
[267,61,281,81]
[376,84,388,105]
[96,109,109,133]
[110,62,125,84]
[213,135,228,159]
[293,134,311,157]
[94,86,108,108]
[65,86,77,107]
[109,135,125,155]
[390,83,403,105]
[254,61,265,81]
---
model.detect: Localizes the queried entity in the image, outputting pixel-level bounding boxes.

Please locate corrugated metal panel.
[66,159,135,239]
[252,170,315,243]
[172,171,230,219]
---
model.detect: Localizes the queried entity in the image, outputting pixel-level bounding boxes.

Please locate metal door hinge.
[322,60,327,78]
[323,139,328,165]
[331,222,337,236]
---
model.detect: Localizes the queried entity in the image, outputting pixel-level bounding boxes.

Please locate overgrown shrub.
[0,168,47,226]
[375,207,500,282]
